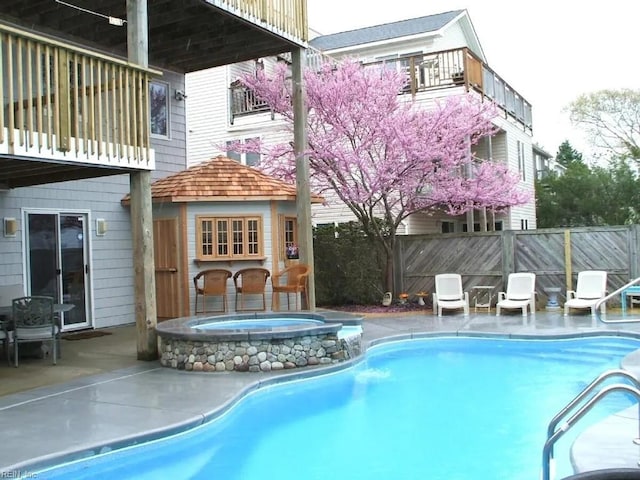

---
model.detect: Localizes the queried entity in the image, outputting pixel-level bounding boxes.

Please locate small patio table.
[472,285,495,313]
[621,286,640,314]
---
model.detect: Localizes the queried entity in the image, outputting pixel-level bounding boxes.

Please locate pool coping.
[156,311,363,341]
[4,312,640,475]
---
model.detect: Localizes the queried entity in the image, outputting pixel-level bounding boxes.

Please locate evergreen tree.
[536,142,640,227]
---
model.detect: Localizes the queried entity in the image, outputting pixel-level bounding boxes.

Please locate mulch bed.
[62,330,113,341]
[324,303,430,315]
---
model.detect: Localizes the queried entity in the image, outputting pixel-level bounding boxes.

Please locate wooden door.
[153,218,181,320]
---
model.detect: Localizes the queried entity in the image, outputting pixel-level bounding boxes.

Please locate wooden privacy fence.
[396,225,640,309]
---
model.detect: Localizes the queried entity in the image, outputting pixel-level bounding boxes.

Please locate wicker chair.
[12,296,58,367]
[271,264,311,311]
[193,269,232,314]
[233,268,271,311]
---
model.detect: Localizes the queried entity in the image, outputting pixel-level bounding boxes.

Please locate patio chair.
[0,320,10,366]
[432,273,469,317]
[233,268,271,311]
[271,264,311,311]
[564,270,608,317]
[193,269,232,314]
[496,273,536,318]
[12,295,58,367]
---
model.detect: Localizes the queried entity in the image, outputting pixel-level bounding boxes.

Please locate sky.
[307,0,640,159]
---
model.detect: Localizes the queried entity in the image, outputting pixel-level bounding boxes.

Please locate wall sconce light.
[96,218,107,236]
[174,89,187,101]
[3,217,17,237]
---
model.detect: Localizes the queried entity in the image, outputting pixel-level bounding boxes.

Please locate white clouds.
[307,0,640,159]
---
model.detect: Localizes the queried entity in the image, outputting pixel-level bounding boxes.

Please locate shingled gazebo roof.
[122,156,324,204]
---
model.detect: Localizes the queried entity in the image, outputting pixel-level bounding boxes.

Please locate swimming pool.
[34,336,640,480]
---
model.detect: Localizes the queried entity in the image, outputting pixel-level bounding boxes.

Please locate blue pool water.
[35,336,640,480]
[195,318,323,329]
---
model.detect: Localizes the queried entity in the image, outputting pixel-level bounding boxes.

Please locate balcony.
[369,47,533,134]
[0,0,309,188]
[218,0,308,45]
[229,82,273,124]
[229,47,532,133]
[0,23,155,187]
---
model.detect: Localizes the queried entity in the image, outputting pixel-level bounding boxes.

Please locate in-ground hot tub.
[156,311,363,372]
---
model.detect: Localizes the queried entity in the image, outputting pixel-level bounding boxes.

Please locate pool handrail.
[542,382,640,480]
[546,369,640,447]
[594,277,640,324]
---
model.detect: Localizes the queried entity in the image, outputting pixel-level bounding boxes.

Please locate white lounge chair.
[433,273,469,317]
[496,273,536,317]
[564,270,607,317]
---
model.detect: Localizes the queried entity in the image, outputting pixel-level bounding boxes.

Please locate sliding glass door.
[25,211,91,330]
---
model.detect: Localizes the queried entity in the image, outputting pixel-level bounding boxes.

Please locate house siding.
[0,65,191,329]
[185,11,537,236]
[186,61,292,167]
[186,66,230,165]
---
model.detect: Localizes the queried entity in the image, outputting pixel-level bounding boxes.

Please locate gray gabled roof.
[309,10,464,51]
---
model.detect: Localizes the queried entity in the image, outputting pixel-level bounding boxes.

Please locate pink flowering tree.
[234,59,530,291]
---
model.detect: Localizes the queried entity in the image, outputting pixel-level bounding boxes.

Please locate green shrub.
[313,222,385,306]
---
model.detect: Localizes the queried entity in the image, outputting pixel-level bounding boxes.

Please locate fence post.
[564,229,572,292]
[394,236,405,296]
[501,230,515,289]
[630,224,640,280]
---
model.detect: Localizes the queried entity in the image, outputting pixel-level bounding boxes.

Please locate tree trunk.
[383,232,396,294]
[384,252,394,294]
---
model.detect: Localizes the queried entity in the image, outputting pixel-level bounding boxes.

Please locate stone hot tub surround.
[156,312,363,372]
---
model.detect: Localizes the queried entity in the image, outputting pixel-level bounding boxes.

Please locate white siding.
[186,66,230,165]
[184,14,537,234]
[186,59,291,167]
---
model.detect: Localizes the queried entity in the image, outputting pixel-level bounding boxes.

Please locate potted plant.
[286,243,299,259]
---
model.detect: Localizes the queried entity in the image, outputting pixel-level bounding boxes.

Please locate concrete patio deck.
[2,309,640,477]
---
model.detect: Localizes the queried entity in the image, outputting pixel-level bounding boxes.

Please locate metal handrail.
[546,370,640,453]
[542,382,640,480]
[595,277,640,324]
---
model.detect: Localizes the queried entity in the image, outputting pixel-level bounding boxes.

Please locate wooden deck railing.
[0,23,155,168]
[218,0,308,42]
[229,47,532,133]
[229,83,272,124]
[229,46,329,122]
[365,47,533,133]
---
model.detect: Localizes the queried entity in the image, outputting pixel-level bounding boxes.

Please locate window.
[196,215,263,260]
[462,221,503,232]
[226,137,260,166]
[400,52,424,89]
[149,81,169,138]
[441,221,455,233]
[462,223,482,233]
[376,52,424,90]
[283,216,298,257]
[520,219,529,230]
[517,140,526,181]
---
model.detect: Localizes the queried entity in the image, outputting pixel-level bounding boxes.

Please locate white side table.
[472,286,494,313]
